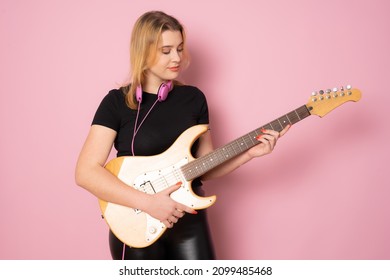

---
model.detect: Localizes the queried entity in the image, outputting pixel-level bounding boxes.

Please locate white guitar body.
[99,124,216,248]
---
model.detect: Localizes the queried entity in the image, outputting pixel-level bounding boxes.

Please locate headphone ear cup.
[157,80,173,102]
[136,85,143,103]
[137,81,173,103]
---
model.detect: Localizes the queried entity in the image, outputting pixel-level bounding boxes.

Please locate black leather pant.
[109,209,215,260]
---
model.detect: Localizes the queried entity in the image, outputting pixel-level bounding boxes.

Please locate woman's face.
[146,30,184,86]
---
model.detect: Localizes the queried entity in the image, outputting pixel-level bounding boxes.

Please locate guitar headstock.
[306,85,362,117]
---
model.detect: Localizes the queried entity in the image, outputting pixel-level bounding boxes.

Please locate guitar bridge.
[138,181,156,194]
[133,181,155,214]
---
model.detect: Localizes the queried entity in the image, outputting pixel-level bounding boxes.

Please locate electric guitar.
[99,85,362,248]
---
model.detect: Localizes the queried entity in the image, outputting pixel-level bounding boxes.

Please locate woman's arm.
[196,125,290,181]
[75,125,195,227]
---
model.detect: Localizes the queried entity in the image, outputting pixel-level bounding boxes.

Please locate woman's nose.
[171,50,181,62]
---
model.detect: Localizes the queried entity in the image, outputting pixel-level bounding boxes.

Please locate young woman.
[75,10,289,260]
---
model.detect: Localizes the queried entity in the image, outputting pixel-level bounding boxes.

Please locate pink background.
[1,0,389,259]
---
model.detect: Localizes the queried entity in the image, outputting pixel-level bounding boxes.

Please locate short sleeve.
[196,88,209,125]
[91,90,122,132]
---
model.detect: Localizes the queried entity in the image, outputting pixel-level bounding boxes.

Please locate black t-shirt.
[92,85,209,157]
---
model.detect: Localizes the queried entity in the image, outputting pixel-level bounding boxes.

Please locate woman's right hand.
[145,182,197,228]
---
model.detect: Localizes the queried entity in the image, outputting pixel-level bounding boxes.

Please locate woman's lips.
[168,66,180,72]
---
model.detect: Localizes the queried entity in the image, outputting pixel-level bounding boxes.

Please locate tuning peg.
[333,87,338,92]
[346,85,352,90]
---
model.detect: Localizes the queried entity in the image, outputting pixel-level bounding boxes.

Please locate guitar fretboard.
[181,105,311,181]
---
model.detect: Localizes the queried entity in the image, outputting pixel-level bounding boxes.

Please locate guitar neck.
[181,105,311,181]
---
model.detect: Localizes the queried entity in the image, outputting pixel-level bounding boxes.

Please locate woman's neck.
[143,76,167,94]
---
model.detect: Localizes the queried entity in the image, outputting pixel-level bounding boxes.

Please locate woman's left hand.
[248,124,291,158]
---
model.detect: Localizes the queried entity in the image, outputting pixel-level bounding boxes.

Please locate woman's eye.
[161,47,183,55]
[162,49,170,54]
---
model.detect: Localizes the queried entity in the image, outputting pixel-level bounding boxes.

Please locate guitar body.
[99,124,217,248]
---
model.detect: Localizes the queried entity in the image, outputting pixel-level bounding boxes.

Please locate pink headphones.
[131,80,173,156]
[136,80,173,103]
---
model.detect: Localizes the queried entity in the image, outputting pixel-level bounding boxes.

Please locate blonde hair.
[124,11,189,109]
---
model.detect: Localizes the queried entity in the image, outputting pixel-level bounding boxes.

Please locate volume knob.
[149,227,157,234]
